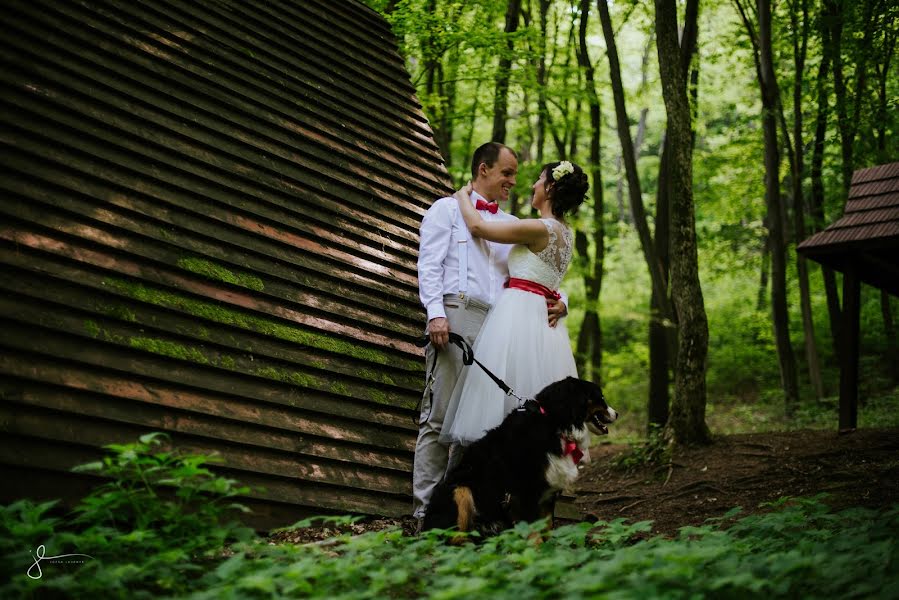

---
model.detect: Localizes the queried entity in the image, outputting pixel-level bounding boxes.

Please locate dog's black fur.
[423,376,617,534]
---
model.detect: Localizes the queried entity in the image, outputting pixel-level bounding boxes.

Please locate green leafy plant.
[3,435,897,599]
[611,424,672,472]
[1,433,254,599]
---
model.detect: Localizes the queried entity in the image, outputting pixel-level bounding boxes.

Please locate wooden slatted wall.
[0,0,450,528]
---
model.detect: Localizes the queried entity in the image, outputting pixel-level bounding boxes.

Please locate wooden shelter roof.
[798,161,899,297]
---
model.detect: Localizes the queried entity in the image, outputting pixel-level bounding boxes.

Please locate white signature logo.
[27,545,94,579]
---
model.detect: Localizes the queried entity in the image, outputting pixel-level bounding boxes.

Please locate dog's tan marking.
[454,486,475,532]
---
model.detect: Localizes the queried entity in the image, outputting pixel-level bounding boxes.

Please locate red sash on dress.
[505,277,561,300]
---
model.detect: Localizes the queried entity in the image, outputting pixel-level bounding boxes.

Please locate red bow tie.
[476,199,499,214]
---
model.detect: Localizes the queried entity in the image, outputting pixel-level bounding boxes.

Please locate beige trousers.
[411,294,489,518]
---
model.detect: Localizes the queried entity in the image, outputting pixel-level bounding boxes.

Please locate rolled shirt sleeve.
[418,198,453,321]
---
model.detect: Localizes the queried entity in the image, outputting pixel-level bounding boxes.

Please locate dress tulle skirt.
[440,288,578,446]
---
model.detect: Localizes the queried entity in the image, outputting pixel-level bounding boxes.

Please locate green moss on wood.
[84,320,101,339]
[177,257,265,292]
[129,337,210,365]
[97,304,137,322]
[102,278,416,370]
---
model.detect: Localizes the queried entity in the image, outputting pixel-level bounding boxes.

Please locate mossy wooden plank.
[0,0,447,520]
[0,403,411,495]
[2,266,423,388]
[0,177,423,329]
[0,310,418,422]
[1,377,412,471]
[90,0,442,180]
[3,3,442,214]
[0,434,410,519]
[0,353,415,448]
[0,225,423,359]
[0,292,417,408]
[0,254,423,378]
[0,145,419,296]
[0,324,419,447]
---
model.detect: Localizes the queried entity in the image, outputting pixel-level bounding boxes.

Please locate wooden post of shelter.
[798,161,899,433]
[839,266,860,432]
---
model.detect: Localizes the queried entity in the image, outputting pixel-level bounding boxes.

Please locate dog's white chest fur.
[544,424,591,490]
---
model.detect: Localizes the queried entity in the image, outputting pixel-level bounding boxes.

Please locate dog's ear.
[537,377,591,425]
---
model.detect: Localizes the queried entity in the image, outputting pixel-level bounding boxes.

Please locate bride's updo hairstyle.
[543,161,588,219]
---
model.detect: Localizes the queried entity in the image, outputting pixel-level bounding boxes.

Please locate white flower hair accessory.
[552,160,574,181]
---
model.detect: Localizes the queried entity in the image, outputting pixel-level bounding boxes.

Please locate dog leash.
[414,333,531,408]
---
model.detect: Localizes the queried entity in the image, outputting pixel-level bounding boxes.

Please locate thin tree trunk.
[649,143,671,430]
[757,228,770,311]
[536,0,550,163]
[598,0,676,326]
[825,0,873,197]
[656,0,710,445]
[648,2,695,432]
[492,0,522,144]
[873,11,896,162]
[575,0,604,381]
[808,31,842,359]
[736,0,800,411]
[617,39,652,224]
[788,0,824,399]
[761,0,800,410]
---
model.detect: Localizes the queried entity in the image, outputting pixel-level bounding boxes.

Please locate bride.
[440,160,589,446]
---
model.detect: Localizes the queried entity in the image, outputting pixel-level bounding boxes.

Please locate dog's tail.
[453,486,476,531]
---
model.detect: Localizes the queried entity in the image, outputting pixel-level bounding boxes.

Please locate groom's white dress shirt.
[418,190,517,321]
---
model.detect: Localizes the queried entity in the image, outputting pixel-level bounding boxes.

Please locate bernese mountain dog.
[423,376,618,535]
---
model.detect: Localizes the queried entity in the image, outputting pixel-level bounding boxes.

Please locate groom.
[412,142,566,528]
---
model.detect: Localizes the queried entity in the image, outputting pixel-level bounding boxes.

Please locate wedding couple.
[413,142,589,525]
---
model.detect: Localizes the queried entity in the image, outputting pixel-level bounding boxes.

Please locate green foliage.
[611,424,671,471]
[0,433,254,599]
[368,0,899,439]
[3,435,897,598]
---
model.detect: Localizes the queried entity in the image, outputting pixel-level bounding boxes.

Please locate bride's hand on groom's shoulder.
[453,181,473,202]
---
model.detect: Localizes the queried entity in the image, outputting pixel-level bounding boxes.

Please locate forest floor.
[268,427,899,544]
[573,427,899,536]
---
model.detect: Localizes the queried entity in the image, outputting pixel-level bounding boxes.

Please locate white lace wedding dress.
[440,219,578,446]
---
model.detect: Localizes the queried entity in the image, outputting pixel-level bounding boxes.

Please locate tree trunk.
[655,0,710,445]
[648,142,671,430]
[536,0,550,163]
[788,0,824,399]
[492,0,522,144]
[598,0,675,326]
[735,0,800,410]
[808,31,842,358]
[873,10,896,162]
[575,0,605,381]
[757,228,770,311]
[617,39,652,225]
[825,0,873,197]
[757,0,800,411]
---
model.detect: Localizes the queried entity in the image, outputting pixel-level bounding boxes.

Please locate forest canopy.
[365,0,899,442]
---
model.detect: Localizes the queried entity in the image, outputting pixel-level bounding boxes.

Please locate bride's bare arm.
[454,183,547,246]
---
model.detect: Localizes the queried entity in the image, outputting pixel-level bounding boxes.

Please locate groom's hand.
[428,317,450,349]
[546,299,567,328]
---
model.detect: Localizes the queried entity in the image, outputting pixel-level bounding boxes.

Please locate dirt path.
[573,427,899,535]
[269,428,899,544]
